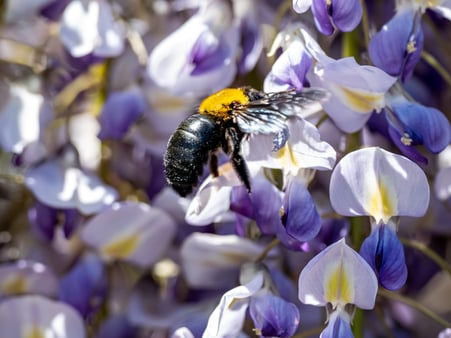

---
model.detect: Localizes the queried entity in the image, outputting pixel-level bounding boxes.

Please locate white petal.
[434,167,451,201]
[0,295,85,338]
[293,0,312,13]
[330,147,430,223]
[203,272,264,338]
[76,171,118,214]
[147,18,206,89]
[26,160,78,210]
[68,112,101,170]
[185,163,241,226]
[81,202,176,267]
[181,233,266,289]
[93,0,125,57]
[0,85,43,153]
[172,327,195,338]
[60,0,99,57]
[243,119,336,174]
[298,238,378,309]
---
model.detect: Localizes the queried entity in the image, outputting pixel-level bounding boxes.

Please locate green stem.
[349,216,368,338]
[349,216,367,251]
[359,0,370,50]
[274,0,293,31]
[400,238,451,277]
[421,50,451,88]
[378,288,451,328]
[352,308,364,338]
[345,131,361,154]
[342,30,360,59]
[256,238,280,263]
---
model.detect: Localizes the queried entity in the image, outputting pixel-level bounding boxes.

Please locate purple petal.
[263,40,312,92]
[369,8,423,81]
[231,176,282,235]
[40,0,70,20]
[28,202,58,241]
[250,177,282,235]
[281,179,321,242]
[311,0,334,35]
[387,124,428,164]
[62,208,81,238]
[390,101,451,154]
[331,0,362,32]
[360,224,407,290]
[237,16,263,74]
[230,185,254,219]
[59,254,107,318]
[96,315,138,338]
[98,87,146,140]
[189,30,224,75]
[320,311,353,338]
[249,294,300,338]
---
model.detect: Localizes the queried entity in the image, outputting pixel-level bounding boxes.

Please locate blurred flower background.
[0,0,450,337]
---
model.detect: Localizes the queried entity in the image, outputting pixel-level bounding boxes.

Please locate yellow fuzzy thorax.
[198,88,249,119]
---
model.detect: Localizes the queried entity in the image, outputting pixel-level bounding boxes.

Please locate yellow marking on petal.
[2,275,28,294]
[401,133,413,146]
[406,40,417,54]
[339,86,385,113]
[101,233,140,259]
[367,177,397,224]
[414,0,440,8]
[199,88,249,119]
[324,262,353,305]
[274,143,299,169]
[25,326,45,338]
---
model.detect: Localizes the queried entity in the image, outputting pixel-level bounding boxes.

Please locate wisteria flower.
[369,6,423,81]
[242,118,336,180]
[0,295,86,337]
[204,263,300,337]
[385,95,451,163]
[81,201,176,268]
[293,0,362,35]
[266,27,397,133]
[59,0,124,58]
[180,233,274,289]
[98,86,147,140]
[330,147,430,289]
[147,0,238,96]
[25,156,118,215]
[434,146,451,202]
[299,238,378,338]
[59,253,107,318]
[0,260,58,298]
[302,29,397,132]
[0,84,48,154]
[263,39,312,92]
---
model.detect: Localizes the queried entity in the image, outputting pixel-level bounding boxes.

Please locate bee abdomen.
[164,114,221,197]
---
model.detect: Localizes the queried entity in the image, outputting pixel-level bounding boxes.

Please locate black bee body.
[164,114,222,197]
[164,87,328,197]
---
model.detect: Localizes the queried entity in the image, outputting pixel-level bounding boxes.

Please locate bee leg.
[227,127,251,192]
[209,153,219,177]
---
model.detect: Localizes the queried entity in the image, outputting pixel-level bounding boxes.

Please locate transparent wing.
[233,88,328,134]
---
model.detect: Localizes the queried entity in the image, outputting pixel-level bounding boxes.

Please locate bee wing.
[233,106,289,134]
[233,88,329,134]
[264,88,329,118]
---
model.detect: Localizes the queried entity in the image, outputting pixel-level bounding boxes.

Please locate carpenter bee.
[164,87,328,197]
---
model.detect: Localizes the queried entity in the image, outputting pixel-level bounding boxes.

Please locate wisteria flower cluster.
[0,0,450,337]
